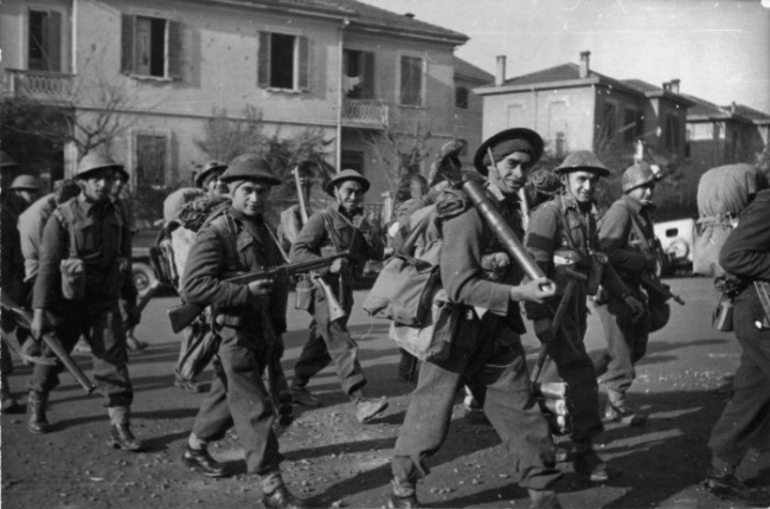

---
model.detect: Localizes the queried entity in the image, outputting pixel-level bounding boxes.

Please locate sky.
[359,0,770,114]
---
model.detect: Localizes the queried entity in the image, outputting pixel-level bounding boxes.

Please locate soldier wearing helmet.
[1,173,41,412]
[591,161,664,427]
[25,152,145,452]
[524,150,644,483]
[195,160,229,198]
[179,153,307,509]
[287,168,389,425]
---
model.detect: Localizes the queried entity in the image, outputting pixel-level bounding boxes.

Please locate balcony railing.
[342,100,389,128]
[6,69,74,102]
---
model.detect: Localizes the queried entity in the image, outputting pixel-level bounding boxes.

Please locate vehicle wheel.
[132,262,156,294]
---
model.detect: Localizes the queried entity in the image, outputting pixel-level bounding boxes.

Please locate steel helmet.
[326,169,370,196]
[220,153,282,185]
[554,151,611,177]
[621,162,661,193]
[76,153,126,180]
[195,160,228,188]
[9,174,42,191]
[0,151,19,169]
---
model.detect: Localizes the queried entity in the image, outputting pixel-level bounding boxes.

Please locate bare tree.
[363,121,433,192]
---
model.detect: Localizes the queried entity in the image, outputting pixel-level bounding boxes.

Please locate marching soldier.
[592,162,662,425]
[26,153,144,452]
[389,130,564,509]
[179,153,306,509]
[704,177,770,507]
[288,169,388,424]
[1,173,42,412]
[525,151,644,483]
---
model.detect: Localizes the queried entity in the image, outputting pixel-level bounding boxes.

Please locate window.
[343,49,374,99]
[622,108,643,144]
[121,15,183,79]
[400,56,423,106]
[258,32,310,91]
[135,135,168,188]
[341,150,365,174]
[455,86,469,109]
[600,102,617,142]
[28,9,61,72]
[664,112,681,151]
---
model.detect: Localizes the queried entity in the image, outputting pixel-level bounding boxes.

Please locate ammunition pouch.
[294,277,314,312]
[60,258,86,301]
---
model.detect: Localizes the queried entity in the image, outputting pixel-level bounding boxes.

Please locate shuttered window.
[257,32,311,91]
[400,56,423,106]
[121,14,183,80]
[28,9,61,72]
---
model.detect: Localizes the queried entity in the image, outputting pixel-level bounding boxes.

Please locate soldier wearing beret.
[179,153,306,509]
[389,130,564,509]
[524,151,644,483]
[288,169,389,424]
[27,153,143,451]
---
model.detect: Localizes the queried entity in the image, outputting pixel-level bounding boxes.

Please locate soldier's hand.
[624,295,645,321]
[329,258,348,274]
[510,277,556,304]
[533,318,555,345]
[30,308,51,340]
[248,279,274,297]
[21,337,42,359]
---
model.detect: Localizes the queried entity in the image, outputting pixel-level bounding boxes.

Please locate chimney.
[579,51,591,78]
[662,81,671,93]
[731,101,737,114]
[670,79,680,94]
[495,55,507,86]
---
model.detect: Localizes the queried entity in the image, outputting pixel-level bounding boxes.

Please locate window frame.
[121,14,183,81]
[342,48,375,100]
[258,31,310,92]
[455,86,469,109]
[398,53,425,107]
[130,130,172,190]
[25,6,64,73]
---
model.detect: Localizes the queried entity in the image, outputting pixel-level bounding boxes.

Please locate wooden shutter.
[48,11,61,72]
[167,20,183,80]
[298,36,310,91]
[361,51,374,99]
[121,15,135,74]
[257,32,270,88]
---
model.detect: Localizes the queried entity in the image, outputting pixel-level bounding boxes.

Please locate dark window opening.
[455,86,469,109]
[341,150,365,174]
[270,33,295,89]
[400,56,423,106]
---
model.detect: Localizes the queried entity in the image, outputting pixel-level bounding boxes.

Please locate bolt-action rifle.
[640,275,685,306]
[0,293,96,394]
[167,252,349,333]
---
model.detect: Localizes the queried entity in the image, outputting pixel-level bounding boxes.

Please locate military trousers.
[708,286,770,469]
[392,316,561,491]
[293,284,366,397]
[592,285,650,396]
[28,300,133,408]
[191,331,283,476]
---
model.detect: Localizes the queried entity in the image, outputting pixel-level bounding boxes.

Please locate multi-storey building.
[1,0,484,218]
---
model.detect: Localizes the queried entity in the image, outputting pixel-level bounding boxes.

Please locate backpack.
[150,191,230,288]
[692,164,763,277]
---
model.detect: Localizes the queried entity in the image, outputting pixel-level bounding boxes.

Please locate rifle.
[292,165,346,322]
[640,275,685,306]
[168,252,349,333]
[0,293,96,394]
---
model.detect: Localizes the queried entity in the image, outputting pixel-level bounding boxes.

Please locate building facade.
[1,0,483,224]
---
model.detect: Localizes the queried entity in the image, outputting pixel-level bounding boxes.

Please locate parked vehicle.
[654,218,695,275]
[131,230,160,294]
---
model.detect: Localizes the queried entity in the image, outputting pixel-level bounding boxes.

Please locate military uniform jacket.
[525,191,629,322]
[289,204,384,283]
[720,189,770,283]
[439,183,527,334]
[599,194,657,285]
[180,208,288,336]
[18,193,57,283]
[33,193,136,310]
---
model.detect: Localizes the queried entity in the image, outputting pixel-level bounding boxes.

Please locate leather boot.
[27,391,51,434]
[388,478,421,508]
[109,422,145,452]
[262,484,308,509]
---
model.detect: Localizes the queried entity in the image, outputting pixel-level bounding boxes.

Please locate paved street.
[2,276,768,509]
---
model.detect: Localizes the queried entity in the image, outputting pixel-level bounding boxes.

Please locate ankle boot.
[27,391,51,434]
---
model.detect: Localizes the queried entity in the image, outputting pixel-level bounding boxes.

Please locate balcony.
[342,100,389,129]
[5,69,74,103]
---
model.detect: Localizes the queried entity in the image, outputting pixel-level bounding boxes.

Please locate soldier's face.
[566,170,600,203]
[232,181,271,217]
[334,180,364,213]
[206,176,229,198]
[489,151,532,195]
[628,183,655,204]
[83,168,117,202]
